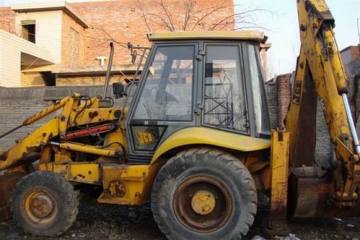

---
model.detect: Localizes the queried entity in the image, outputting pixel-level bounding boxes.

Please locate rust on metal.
[0,171,27,220]
[114,110,122,118]
[173,175,233,233]
[88,111,99,119]
[108,180,126,197]
[290,70,317,168]
[289,166,360,218]
[24,190,57,224]
[268,131,290,236]
[0,151,8,161]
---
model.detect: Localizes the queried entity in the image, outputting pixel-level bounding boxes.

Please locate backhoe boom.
[287,0,360,205]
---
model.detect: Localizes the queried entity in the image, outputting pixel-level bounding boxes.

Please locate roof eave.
[12,5,88,29]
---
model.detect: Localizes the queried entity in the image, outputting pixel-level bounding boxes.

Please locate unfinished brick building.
[0,0,235,87]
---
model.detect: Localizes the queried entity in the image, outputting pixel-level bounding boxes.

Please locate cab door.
[201,43,251,135]
[126,43,198,163]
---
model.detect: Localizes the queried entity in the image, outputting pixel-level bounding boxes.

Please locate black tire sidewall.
[152,149,257,240]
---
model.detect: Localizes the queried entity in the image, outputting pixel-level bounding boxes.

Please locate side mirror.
[113,82,126,99]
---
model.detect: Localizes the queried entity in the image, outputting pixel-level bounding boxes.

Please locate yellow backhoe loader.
[0,0,359,239]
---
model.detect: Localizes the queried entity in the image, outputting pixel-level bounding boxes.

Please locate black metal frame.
[126,42,199,159]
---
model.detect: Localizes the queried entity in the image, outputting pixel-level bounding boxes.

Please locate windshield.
[134,45,194,121]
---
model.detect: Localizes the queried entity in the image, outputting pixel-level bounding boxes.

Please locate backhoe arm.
[287,0,360,205]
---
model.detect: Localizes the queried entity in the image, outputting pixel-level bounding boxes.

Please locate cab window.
[203,45,249,133]
[247,43,270,135]
[134,45,194,121]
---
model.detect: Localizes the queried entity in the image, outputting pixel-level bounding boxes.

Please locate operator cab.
[125,31,270,163]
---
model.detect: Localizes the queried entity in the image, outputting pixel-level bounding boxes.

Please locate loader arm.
[287,0,360,205]
[0,94,122,170]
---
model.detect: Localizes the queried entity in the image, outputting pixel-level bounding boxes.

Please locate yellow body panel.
[39,162,100,184]
[270,131,290,218]
[152,127,271,163]
[69,163,100,184]
[97,164,160,205]
[68,108,121,127]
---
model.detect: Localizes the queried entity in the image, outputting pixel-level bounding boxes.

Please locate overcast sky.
[235,0,360,76]
[1,0,359,76]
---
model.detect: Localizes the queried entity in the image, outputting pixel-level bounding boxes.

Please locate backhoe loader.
[0,0,359,239]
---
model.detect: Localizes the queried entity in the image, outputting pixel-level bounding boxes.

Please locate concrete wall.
[0,30,54,87]
[61,11,86,68]
[14,10,63,63]
[0,34,20,87]
[0,86,104,152]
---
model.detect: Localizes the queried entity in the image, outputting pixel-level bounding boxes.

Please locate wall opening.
[21,20,36,43]
[41,72,56,86]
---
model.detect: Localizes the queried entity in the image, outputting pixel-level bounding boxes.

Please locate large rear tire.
[151,148,257,240]
[12,171,79,236]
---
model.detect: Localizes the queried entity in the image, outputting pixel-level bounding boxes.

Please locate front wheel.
[12,171,79,236]
[151,148,257,240]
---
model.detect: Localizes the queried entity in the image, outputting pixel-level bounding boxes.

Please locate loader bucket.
[0,171,27,220]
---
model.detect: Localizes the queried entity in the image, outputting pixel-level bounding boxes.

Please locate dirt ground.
[1,188,360,240]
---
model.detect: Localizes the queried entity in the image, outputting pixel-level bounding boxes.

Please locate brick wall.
[61,10,88,68]
[0,7,15,34]
[70,0,235,67]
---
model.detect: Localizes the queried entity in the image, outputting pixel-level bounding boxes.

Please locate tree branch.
[136,0,152,33]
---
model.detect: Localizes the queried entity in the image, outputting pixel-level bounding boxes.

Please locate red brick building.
[0,0,235,86]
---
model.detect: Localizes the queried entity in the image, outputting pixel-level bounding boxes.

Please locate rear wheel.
[12,171,79,236]
[151,148,257,240]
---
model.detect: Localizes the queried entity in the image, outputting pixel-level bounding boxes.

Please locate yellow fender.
[151,127,271,164]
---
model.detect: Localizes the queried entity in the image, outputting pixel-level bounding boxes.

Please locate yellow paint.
[270,131,290,212]
[147,31,266,42]
[152,127,271,163]
[288,0,360,203]
[98,165,151,205]
[57,142,119,157]
[0,119,60,170]
[69,163,100,184]
[191,190,216,215]
[137,131,155,145]
[38,162,68,175]
[68,108,121,127]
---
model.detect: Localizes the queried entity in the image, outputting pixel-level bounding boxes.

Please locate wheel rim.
[24,189,58,224]
[173,175,234,233]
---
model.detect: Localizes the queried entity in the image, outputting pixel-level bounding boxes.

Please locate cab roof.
[147,31,266,43]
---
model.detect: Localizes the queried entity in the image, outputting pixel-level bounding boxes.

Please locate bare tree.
[75,0,268,67]
[135,0,266,32]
